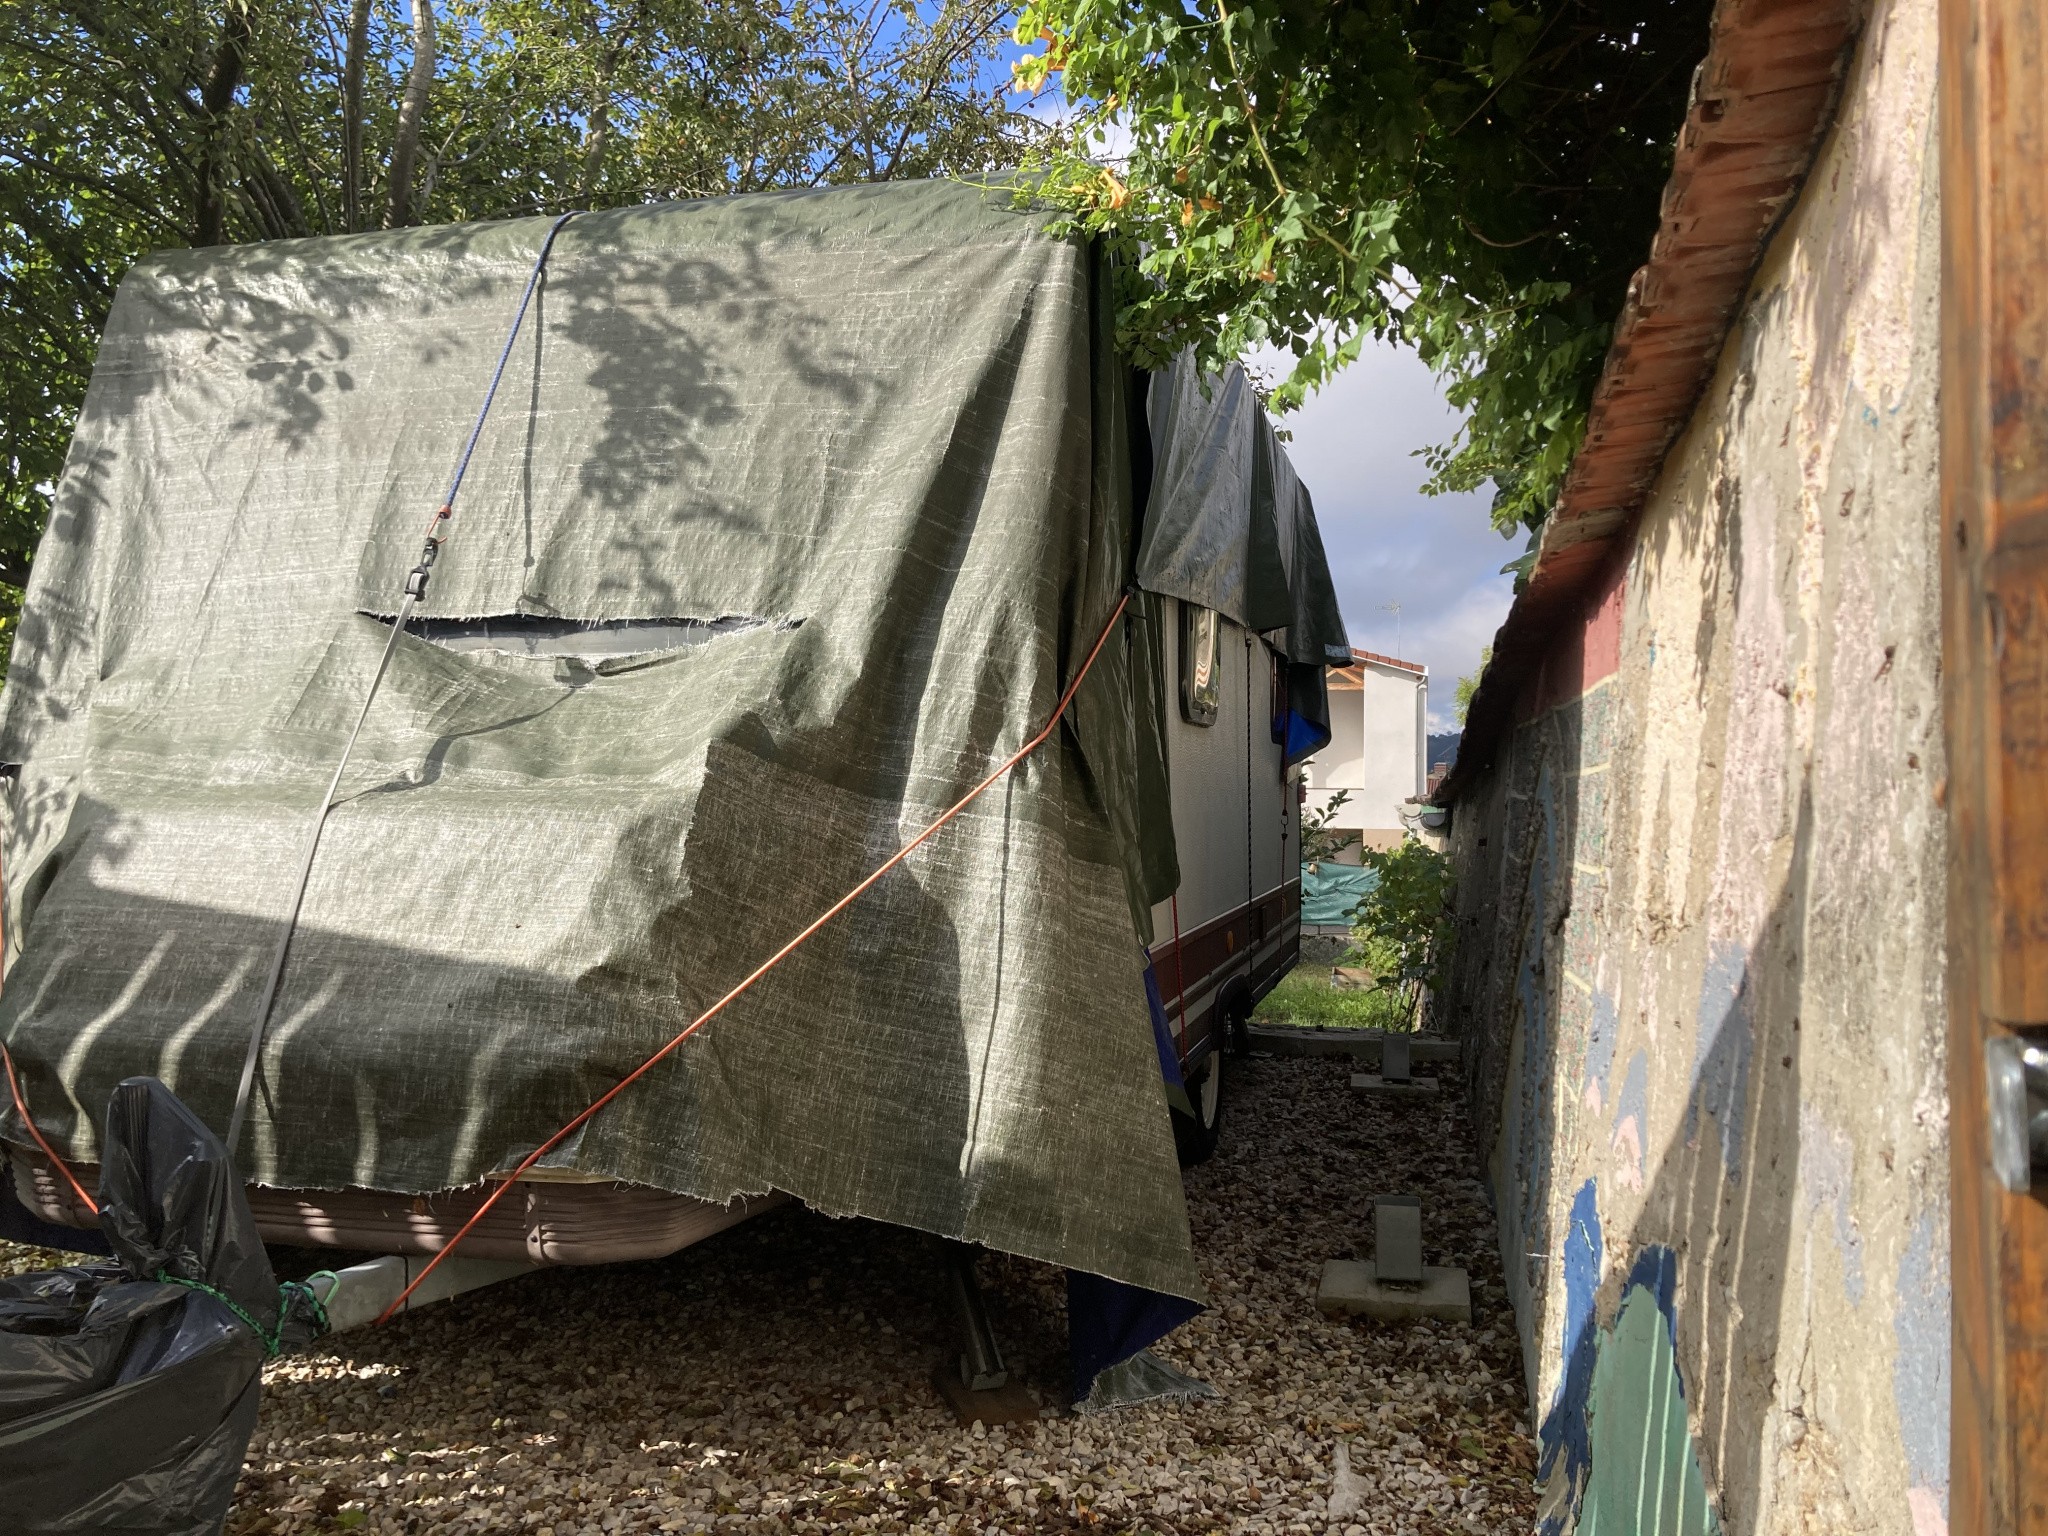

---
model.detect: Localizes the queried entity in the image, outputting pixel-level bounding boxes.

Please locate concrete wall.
[1441,2,1948,1531]
[1305,660,1428,854]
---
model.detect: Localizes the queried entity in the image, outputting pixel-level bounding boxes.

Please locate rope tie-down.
[0,205,1139,1333]
[223,208,584,1161]
[3,1035,97,1216]
[372,585,1132,1324]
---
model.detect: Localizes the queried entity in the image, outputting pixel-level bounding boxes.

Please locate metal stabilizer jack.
[932,1240,1044,1425]
[312,1253,532,1334]
[945,1240,1008,1390]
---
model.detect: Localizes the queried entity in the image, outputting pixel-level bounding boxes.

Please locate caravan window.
[1181,604,1221,725]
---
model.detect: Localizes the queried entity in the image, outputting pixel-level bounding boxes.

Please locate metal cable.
[224,210,581,1160]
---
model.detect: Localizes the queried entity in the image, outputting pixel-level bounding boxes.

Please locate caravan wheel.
[1173,1051,1225,1167]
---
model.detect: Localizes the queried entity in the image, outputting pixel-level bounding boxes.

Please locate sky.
[1261,343,1521,733]
[996,53,1515,732]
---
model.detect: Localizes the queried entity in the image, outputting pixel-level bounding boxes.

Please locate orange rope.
[0,838,100,1218]
[375,590,1133,1324]
[2,1041,98,1218]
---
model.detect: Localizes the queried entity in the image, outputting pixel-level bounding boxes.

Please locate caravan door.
[1145,597,1300,1161]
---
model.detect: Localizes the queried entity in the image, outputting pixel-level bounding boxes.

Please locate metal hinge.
[1987,1035,2048,1192]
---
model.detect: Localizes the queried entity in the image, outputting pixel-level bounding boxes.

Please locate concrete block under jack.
[1352,1072,1440,1099]
[1316,1260,1471,1324]
[931,1369,1047,1426]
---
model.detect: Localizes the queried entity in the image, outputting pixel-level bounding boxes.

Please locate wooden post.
[1942,0,2048,1526]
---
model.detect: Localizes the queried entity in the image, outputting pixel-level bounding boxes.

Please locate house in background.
[1301,648,1427,859]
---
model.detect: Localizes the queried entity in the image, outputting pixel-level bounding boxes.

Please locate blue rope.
[440,209,582,513]
[224,208,583,1162]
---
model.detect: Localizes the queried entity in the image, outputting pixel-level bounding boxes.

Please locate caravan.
[0,181,1345,1386]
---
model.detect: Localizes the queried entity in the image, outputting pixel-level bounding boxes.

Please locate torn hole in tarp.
[360,612,803,661]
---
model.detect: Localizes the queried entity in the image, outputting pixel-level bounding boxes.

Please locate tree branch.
[384,0,436,228]
[195,0,252,246]
[341,0,370,231]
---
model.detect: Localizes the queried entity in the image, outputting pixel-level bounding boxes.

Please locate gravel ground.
[5,1051,1537,1535]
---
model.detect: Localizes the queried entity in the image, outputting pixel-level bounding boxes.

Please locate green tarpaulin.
[1140,360,1348,666]
[0,181,1342,1299]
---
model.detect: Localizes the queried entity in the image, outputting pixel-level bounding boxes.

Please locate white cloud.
[1255,338,1522,732]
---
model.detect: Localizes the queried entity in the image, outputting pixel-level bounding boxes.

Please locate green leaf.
[1020,0,1710,529]
[1349,838,1458,1002]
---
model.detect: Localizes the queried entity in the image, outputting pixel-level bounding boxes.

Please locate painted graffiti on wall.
[1441,1,1948,1531]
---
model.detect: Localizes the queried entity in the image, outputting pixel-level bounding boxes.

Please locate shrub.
[1347,837,1457,1027]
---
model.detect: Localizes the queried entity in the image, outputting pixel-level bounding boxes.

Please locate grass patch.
[1252,962,1413,1030]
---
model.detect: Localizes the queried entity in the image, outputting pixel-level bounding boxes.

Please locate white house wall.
[1305,661,1428,844]
[1354,664,1426,823]
[1318,690,1366,785]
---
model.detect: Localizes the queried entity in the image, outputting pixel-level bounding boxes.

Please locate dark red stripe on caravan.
[1153,882,1299,974]
[1149,880,1301,1058]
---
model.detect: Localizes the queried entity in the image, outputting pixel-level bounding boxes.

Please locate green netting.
[1301,862,1375,928]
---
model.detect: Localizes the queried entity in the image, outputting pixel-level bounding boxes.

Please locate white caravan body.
[1146,598,1301,1072]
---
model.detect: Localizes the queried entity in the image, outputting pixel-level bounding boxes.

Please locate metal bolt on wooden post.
[1941,0,2048,1524]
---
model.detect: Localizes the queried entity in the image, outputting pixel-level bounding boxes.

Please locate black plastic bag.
[0,1077,321,1534]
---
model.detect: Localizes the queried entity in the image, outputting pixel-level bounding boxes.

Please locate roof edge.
[1436,0,1862,806]
[1345,647,1427,677]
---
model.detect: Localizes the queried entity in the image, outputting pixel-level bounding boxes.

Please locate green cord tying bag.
[0,1078,324,1534]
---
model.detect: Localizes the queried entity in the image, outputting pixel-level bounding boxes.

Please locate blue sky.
[1264,341,1519,732]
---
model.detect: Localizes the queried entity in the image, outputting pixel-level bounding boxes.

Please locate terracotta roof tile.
[1438,0,1859,804]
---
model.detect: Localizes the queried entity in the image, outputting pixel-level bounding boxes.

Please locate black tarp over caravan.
[0,181,1345,1306]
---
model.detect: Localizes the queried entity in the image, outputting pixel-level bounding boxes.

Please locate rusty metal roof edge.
[1434,0,1862,808]
[1346,647,1429,676]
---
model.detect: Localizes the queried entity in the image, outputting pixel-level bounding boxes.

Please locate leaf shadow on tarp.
[0,787,979,1231]
[4,185,1197,1308]
[121,220,558,450]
